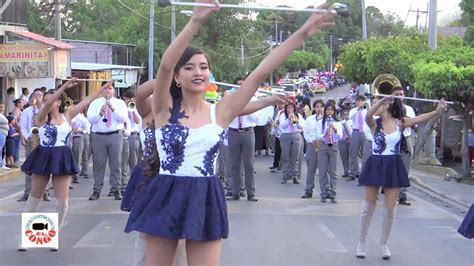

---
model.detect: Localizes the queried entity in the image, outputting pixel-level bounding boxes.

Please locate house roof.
[71,62,143,71]
[7,31,75,50]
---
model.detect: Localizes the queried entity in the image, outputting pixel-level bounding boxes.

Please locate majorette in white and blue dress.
[358,118,410,187]
[121,124,157,212]
[125,100,228,241]
[21,115,78,176]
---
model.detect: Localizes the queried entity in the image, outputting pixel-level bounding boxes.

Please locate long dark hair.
[387,98,406,120]
[44,90,67,113]
[170,45,211,101]
[283,103,297,119]
[322,102,339,129]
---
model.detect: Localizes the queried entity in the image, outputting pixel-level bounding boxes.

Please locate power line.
[118,0,173,30]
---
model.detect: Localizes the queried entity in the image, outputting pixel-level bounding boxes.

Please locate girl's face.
[175,54,210,94]
[314,103,324,115]
[326,106,335,117]
[0,104,4,113]
[17,99,24,109]
[343,111,349,120]
[286,105,295,114]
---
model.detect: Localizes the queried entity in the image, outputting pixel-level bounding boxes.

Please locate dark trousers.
[272,137,281,168]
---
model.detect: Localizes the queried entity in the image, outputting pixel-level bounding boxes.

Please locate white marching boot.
[51,199,69,251]
[18,196,43,251]
[132,233,146,266]
[380,205,396,260]
[356,201,376,258]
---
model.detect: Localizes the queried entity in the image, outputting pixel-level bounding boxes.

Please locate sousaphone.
[372,74,402,95]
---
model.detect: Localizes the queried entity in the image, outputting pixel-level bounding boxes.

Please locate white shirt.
[71,113,91,136]
[349,107,367,131]
[254,105,274,126]
[123,117,132,139]
[315,117,343,142]
[19,105,41,139]
[403,104,416,137]
[87,97,128,133]
[277,112,304,134]
[228,113,258,129]
[303,114,322,143]
[127,109,141,133]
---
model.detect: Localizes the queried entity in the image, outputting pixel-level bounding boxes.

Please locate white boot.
[356,201,376,258]
[380,205,396,260]
[132,233,146,266]
[51,199,69,251]
[19,196,43,251]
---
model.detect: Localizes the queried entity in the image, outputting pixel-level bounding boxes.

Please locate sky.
[254,0,462,27]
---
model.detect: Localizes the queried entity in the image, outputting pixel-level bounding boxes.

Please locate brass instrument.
[30,108,40,149]
[372,74,402,95]
[128,101,136,109]
[65,97,74,109]
[290,113,299,126]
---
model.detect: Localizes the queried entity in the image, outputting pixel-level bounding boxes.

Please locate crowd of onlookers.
[0,86,46,169]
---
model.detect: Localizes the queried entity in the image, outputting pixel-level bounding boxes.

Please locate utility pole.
[171,1,176,41]
[148,0,155,81]
[54,0,61,40]
[240,38,245,66]
[408,8,428,32]
[275,20,278,44]
[428,0,438,50]
[330,34,333,72]
[360,0,368,39]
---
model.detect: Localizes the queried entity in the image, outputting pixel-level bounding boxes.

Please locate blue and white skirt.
[124,174,229,241]
[359,154,410,187]
[21,145,78,176]
[121,164,146,212]
[458,204,474,239]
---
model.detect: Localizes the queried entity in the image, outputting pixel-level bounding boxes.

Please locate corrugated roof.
[71,62,144,71]
[7,31,75,49]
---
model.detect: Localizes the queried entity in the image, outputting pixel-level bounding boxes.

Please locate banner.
[0,44,50,78]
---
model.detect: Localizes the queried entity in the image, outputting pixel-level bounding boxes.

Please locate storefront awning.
[7,31,75,50]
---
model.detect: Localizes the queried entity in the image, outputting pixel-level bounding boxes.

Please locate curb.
[410,174,470,209]
[0,168,22,183]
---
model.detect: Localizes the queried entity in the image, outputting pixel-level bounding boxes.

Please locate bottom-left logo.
[21,213,59,249]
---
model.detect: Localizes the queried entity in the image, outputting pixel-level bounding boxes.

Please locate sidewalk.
[411,163,474,209]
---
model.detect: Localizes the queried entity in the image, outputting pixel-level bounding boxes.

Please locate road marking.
[314,223,348,252]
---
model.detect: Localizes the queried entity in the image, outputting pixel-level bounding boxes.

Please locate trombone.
[369,74,455,105]
[65,97,74,108]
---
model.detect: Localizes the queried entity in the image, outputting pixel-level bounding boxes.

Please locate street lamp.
[171,10,194,42]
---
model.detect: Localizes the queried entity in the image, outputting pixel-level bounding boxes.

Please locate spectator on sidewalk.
[11,99,24,165]
[6,87,16,115]
[6,116,19,168]
[0,103,9,170]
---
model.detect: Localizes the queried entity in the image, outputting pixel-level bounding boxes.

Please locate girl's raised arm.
[217,6,334,127]
[66,80,115,121]
[36,78,78,125]
[153,0,220,127]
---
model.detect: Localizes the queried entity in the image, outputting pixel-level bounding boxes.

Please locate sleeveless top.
[38,114,71,147]
[140,124,156,159]
[155,100,225,177]
[372,118,402,155]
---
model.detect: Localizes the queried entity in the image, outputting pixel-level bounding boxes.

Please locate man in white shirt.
[17,89,50,202]
[392,87,415,206]
[122,91,141,173]
[348,95,367,181]
[6,87,16,115]
[70,109,90,184]
[87,82,128,201]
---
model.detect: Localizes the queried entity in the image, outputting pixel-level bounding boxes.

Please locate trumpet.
[128,101,136,109]
[290,113,299,126]
[65,97,74,109]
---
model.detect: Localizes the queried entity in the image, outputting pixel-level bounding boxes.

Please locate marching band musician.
[339,108,353,180]
[278,103,305,184]
[316,102,342,203]
[301,99,325,198]
[87,81,128,201]
[348,95,367,181]
[70,106,90,184]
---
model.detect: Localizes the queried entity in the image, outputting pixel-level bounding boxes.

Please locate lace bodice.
[38,115,71,147]
[372,118,402,155]
[140,124,156,158]
[155,101,225,177]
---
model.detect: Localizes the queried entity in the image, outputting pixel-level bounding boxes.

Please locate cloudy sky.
[255,0,462,26]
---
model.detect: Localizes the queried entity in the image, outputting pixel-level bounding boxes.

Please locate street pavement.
[0,85,473,266]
